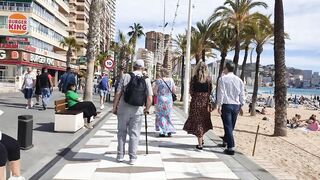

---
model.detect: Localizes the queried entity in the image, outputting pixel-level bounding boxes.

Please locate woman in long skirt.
[183,61,213,150]
[154,68,176,137]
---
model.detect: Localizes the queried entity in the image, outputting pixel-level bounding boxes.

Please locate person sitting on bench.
[65,83,97,129]
[0,131,25,180]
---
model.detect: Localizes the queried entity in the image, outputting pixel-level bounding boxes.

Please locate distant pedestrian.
[98,73,110,110]
[21,67,35,109]
[112,59,153,165]
[93,76,98,94]
[34,69,41,106]
[58,67,76,93]
[216,62,245,155]
[183,61,213,150]
[154,68,176,137]
[39,68,53,110]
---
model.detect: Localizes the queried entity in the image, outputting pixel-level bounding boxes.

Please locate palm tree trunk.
[201,49,206,62]
[84,0,100,101]
[233,31,240,75]
[130,43,136,72]
[240,45,249,81]
[113,52,117,78]
[274,0,287,136]
[215,51,227,99]
[180,55,185,101]
[250,47,262,116]
[195,54,201,65]
[66,47,72,68]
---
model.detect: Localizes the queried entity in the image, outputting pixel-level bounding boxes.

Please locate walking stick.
[144,112,148,154]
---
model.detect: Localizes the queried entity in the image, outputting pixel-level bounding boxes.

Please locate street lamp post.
[183,0,192,114]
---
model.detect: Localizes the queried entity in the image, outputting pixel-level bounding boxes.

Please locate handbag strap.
[161,78,174,94]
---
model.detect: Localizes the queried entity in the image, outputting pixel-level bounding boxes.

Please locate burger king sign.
[8,13,28,35]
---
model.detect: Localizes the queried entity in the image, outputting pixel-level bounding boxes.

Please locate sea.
[246,86,320,97]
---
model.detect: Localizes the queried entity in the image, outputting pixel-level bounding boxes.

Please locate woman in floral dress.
[183,61,213,150]
[154,68,176,137]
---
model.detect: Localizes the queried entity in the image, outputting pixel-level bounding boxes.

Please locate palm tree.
[128,23,144,71]
[95,52,108,72]
[110,41,120,77]
[273,0,287,136]
[191,20,214,64]
[173,34,187,101]
[214,0,268,74]
[118,30,132,75]
[59,37,81,68]
[84,0,101,101]
[249,14,274,116]
[240,25,255,81]
[210,22,236,81]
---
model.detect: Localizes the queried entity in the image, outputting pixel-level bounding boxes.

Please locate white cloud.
[116,0,320,71]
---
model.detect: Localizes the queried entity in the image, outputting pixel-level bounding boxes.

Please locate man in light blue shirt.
[217,61,245,155]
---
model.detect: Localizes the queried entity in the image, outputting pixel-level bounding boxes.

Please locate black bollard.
[17,115,34,150]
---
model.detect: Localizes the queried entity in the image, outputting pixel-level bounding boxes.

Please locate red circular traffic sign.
[104,58,114,69]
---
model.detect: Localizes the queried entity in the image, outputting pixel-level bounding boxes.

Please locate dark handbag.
[161,78,177,102]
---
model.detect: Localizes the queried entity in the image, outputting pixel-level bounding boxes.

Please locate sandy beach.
[211,105,320,180]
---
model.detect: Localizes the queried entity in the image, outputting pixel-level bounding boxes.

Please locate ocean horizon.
[246,86,320,96]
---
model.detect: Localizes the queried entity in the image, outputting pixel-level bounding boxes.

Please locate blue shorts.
[99,90,109,97]
[24,88,33,99]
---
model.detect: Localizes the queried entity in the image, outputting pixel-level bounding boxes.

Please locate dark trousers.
[221,104,241,149]
[69,101,97,123]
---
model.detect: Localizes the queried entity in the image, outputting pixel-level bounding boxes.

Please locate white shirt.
[23,73,35,89]
[216,72,245,106]
[0,131,2,141]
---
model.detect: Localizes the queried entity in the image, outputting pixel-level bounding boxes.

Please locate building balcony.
[55,0,70,13]
[68,16,76,23]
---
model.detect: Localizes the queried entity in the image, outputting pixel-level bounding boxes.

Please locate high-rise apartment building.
[0,0,77,91]
[145,31,172,71]
[68,0,116,62]
[107,0,116,40]
[137,48,154,77]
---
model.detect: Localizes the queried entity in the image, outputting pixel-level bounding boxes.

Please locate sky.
[115,0,320,72]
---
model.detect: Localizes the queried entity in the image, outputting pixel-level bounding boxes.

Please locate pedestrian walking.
[99,73,109,110]
[21,67,35,109]
[34,69,41,106]
[58,67,76,93]
[93,76,98,94]
[216,62,245,155]
[183,61,213,150]
[154,68,176,137]
[112,59,153,165]
[39,67,53,110]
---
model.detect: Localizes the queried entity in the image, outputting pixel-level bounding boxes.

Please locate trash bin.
[17,115,33,150]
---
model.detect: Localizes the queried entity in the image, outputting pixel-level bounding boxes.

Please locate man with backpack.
[59,67,76,93]
[98,72,109,110]
[112,59,153,165]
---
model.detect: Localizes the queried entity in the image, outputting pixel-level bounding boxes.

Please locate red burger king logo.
[8,13,28,35]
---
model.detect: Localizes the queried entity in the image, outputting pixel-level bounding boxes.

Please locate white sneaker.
[84,122,93,129]
[100,104,105,110]
[25,106,29,109]
[117,158,124,162]
[8,176,26,180]
[129,159,136,165]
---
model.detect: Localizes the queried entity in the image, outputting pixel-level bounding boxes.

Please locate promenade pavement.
[40,107,276,180]
[0,90,112,179]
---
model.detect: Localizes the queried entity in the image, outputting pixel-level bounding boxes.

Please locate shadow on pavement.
[34,123,55,132]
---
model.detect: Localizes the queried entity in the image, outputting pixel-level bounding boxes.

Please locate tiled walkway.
[53,110,240,180]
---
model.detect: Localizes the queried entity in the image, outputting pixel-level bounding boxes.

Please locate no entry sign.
[104,58,114,69]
